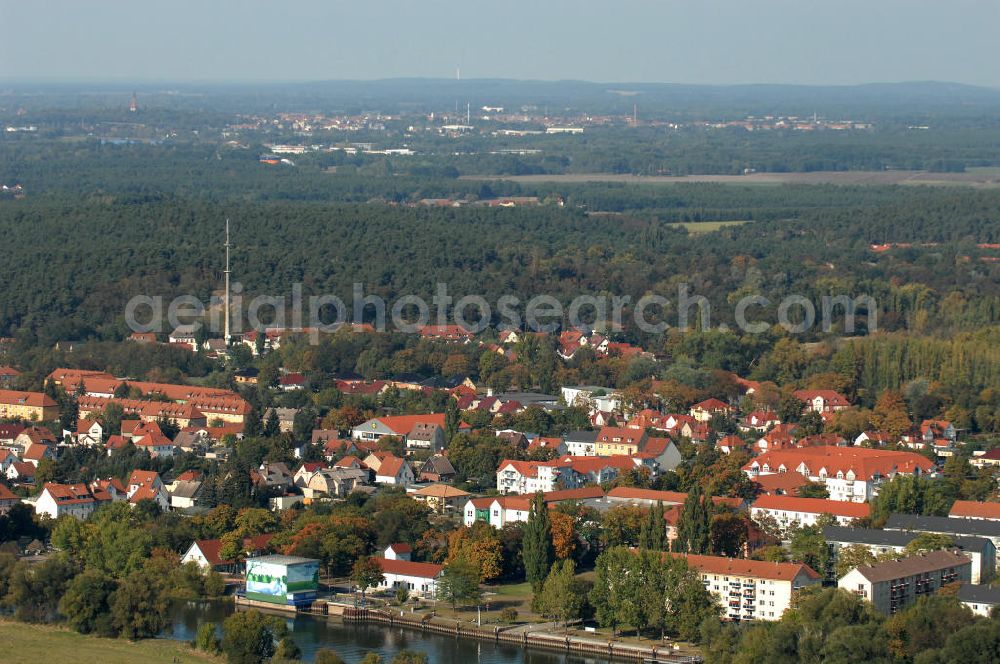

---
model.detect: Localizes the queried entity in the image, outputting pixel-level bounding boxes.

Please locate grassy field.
[670,220,750,233]
[0,621,220,664]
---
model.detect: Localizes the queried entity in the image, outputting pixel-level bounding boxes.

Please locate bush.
[315,650,347,664]
[500,607,519,623]
[196,622,221,654]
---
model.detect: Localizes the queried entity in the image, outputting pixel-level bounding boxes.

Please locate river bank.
[0,620,219,664]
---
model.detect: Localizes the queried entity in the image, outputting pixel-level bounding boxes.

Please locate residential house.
[6,461,35,484]
[22,442,57,467]
[740,411,781,433]
[418,454,456,483]
[950,501,1000,522]
[563,430,598,457]
[690,398,733,423]
[384,543,412,561]
[133,428,176,458]
[374,557,444,597]
[411,483,470,512]
[368,454,414,486]
[958,584,1000,617]
[352,413,458,447]
[463,487,605,529]
[279,373,306,391]
[793,390,850,414]
[824,525,994,584]
[181,534,274,573]
[838,550,971,615]
[0,484,19,514]
[0,366,21,389]
[678,553,821,622]
[750,495,871,529]
[258,462,295,491]
[743,446,935,503]
[0,389,58,422]
[34,482,107,519]
[168,480,203,510]
[302,468,367,498]
[405,423,445,454]
[127,470,170,511]
[594,426,647,456]
[75,419,104,446]
[885,514,1000,561]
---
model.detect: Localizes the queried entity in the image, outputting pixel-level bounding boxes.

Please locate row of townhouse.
[742,445,936,502]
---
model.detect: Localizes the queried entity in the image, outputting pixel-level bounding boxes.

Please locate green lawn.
[670,220,750,234]
[0,621,220,664]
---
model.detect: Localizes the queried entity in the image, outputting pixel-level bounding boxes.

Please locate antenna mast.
[224,219,231,344]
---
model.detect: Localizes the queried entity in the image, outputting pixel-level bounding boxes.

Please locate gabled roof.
[191,534,274,566]
[793,389,850,407]
[752,495,870,519]
[375,455,407,478]
[850,549,971,583]
[950,501,1000,520]
[369,413,447,436]
[42,482,97,505]
[375,557,444,579]
[413,484,470,498]
[744,446,934,481]
[692,398,730,411]
[673,552,820,582]
[0,389,57,408]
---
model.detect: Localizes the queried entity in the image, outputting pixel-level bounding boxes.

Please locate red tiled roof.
[374,413,447,436]
[692,398,730,411]
[949,500,1000,520]
[0,389,57,409]
[376,557,444,578]
[193,534,273,566]
[744,446,934,481]
[672,552,821,581]
[793,390,850,407]
[754,472,810,496]
[752,494,870,519]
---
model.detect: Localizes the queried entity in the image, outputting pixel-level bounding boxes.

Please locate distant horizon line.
[0,76,997,91]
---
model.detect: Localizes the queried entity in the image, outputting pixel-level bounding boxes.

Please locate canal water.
[165,600,614,664]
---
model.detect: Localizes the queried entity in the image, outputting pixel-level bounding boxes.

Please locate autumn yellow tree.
[446,525,503,582]
[872,390,912,437]
[550,511,577,560]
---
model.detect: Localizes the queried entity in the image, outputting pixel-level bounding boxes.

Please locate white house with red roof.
[351,413,466,449]
[793,390,850,414]
[74,419,104,446]
[6,461,35,484]
[743,446,935,503]
[750,494,871,529]
[384,543,412,561]
[675,553,821,621]
[181,534,274,573]
[689,398,733,423]
[34,482,108,519]
[133,428,176,458]
[374,557,444,597]
[740,411,781,433]
[463,487,605,528]
[366,453,414,486]
[127,470,170,511]
[949,500,1000,522]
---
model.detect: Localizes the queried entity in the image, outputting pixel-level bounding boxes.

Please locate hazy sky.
[2,0,998,86]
